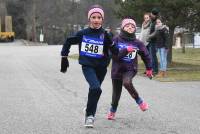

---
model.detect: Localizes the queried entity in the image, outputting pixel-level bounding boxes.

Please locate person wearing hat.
[147,8,160,75]
[106,18,153,120]
[60,5,117,128]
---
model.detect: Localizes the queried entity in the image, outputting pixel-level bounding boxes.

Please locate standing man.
[148,8,160,75]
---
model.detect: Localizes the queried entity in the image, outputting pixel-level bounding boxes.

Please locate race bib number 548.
[80,36,104,58]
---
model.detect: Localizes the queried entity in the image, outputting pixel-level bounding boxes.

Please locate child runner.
[60,5,116,127]
[107,18,153,120]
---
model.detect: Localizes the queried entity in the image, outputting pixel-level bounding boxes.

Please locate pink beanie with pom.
[121,18,136,29]
[88,5,104,20]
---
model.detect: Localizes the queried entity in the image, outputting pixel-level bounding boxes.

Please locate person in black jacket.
[154,18,169,77]
[148,8,160,75]
[60,5,116,128]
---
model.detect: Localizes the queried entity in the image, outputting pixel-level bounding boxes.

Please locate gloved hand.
[60,57,69,73]
[146,69,153,79]
[127,46,135,53]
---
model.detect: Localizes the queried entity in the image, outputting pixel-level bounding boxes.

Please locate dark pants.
[111,71,142,112]
[147,43,158,74]
[82,65,107,116]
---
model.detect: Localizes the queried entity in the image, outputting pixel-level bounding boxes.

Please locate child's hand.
[146,69,153,79]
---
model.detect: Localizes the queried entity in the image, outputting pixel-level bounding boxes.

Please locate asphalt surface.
[0,41,200,134]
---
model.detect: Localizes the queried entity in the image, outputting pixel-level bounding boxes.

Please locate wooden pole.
[5,16,12,32]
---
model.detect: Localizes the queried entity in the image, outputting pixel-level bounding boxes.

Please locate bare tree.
[4,0,119,44]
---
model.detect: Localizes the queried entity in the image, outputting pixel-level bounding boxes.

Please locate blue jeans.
[82,65,107,116]
[157,48,168,71]
[82,66,107,89]
[147,43,158,74]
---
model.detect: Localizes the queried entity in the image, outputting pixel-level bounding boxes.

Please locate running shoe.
[139,101,149,111]
[84,115,94,128]
[107,111,115,120]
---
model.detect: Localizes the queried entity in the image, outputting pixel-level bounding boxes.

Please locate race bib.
[117,43,138,62]
[80,36,104,58]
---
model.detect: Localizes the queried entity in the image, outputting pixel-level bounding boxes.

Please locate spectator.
[140,13,151,47]
[148,8,160,75]
[153,18,169,77]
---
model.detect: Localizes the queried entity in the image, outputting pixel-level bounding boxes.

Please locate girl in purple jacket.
[107,18,153,120]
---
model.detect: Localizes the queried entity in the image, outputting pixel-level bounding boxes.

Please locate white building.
[194,33,200,48]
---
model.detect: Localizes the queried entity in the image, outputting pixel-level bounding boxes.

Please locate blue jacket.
[61,27,114,67]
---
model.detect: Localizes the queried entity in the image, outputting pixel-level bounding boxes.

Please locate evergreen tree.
[115,0,200,63]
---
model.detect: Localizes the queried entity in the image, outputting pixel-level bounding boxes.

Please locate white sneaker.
[84,115,94,128]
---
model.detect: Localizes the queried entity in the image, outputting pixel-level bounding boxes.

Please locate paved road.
[0,41,200,134]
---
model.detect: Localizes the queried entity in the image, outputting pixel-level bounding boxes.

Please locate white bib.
[117,43,138,62]
[80,36,104,58]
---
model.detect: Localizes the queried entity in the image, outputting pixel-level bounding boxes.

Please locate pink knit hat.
[121,18,136,29]
[88,5,104,20]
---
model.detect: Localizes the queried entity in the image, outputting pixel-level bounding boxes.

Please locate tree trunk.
[32,0,37,42]
[181,33,185,53]
[0,0,7,17]
[167,26,175,64]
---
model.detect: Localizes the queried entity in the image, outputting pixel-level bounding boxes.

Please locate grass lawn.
[138,48,200,82]
[69,48,200,82]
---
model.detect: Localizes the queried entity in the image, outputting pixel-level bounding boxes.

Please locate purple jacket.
[111,36,152,79]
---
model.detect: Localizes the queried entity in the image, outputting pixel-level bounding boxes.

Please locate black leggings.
[111,71,139,111]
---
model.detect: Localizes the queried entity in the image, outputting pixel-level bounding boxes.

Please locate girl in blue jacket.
[60,5,116,128]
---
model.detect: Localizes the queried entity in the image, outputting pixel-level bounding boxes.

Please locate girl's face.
[156,19,162,27]
[144,14,150,22]
[89,13,103,29]
[123,23,136,34]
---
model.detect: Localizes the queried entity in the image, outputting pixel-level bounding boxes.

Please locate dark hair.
[157,17,167,25]
[157,17,163,22]
[151,8,159,16]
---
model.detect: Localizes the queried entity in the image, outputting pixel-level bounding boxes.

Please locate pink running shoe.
[107,112,115,120]
[139,102,149,111]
